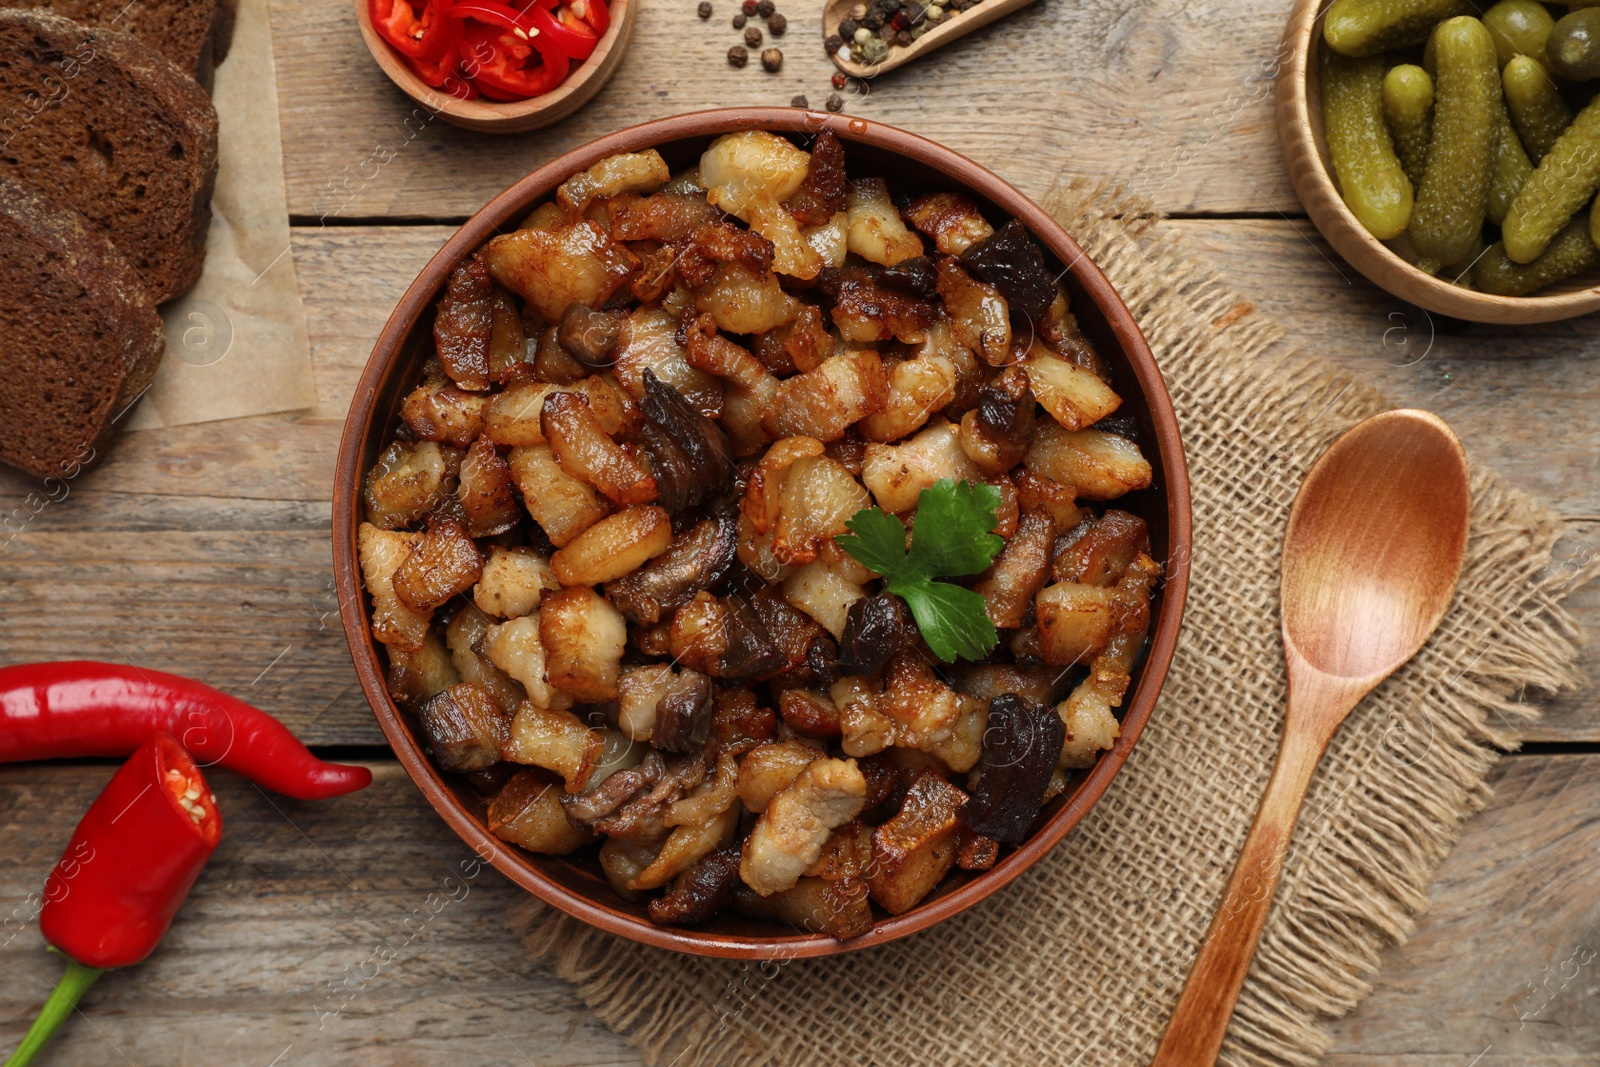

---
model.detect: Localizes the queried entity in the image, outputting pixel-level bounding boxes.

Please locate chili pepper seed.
[728,44,749,66]
[761,46,782,70]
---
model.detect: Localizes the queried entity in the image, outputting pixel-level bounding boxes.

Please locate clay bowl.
[1278,0,1600,324]
[354,0,636,133]
[334,107,1192,958]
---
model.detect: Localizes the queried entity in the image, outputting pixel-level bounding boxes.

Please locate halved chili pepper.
[6,735,220,1067]
[533,4,598,60]
[0,661,372,800]
[369,0,448,60]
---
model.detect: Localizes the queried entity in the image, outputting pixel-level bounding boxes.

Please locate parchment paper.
[125,0,315,430]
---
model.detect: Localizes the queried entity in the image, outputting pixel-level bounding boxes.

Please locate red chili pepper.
[7,736,220,1066]
[532,3,598,60]
[0,661,372,800]
[447,0,543,32]
[461,22,570,97]
[369,0,448,59]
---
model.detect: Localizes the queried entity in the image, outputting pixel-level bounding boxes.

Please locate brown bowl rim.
[334,107,1193,958]
[353,0,637,133]
[1276,0,1600,324]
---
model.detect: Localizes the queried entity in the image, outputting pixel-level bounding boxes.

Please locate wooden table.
[3,0,1598,1061]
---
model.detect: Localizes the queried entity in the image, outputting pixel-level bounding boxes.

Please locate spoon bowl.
[1282,409,1471,687]
[1151,409,1469,1067]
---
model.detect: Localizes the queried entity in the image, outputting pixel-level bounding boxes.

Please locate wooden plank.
[269,0,1297,219]
[0,221,1593,746]
[1323,753,1600,1064]
[0,754,1594,1064]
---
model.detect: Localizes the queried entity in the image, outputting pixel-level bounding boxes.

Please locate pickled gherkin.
[1503,95,1600,261]
[1324,0,1474,56]
[1475,216,1600,293]
[1383,64,1434,186]
[1322,49,1414,239]
[1488,89,1535,224]
[1503,55,1573,160]
[1483,0,1555,68]
[1411,18,1499,264]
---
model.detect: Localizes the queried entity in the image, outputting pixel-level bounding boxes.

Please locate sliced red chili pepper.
[0,661,373,800]
[405,37,462,87]
[462,22,569,97]
[568,0,608,38]
[447,0,543,32]
[9,736,221,1065]
[533,3,598,60]
[370,0,448,60]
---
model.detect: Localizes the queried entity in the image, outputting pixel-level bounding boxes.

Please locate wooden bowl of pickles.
[1279,0,1600,323]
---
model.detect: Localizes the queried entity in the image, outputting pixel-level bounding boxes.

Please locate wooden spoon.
[1150,409,1470,1067]
[823,0,1040,79]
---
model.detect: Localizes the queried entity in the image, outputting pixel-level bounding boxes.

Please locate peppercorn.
[727,44,748,66]
[831,71,847,88]
[791,93,809,107]
[862,9,883,28]
[826,92,844,112]
[848,2,866,16]
[761,46,783,70]
[744,24,762,46]
[756,0,775,15]
[768,11,786,34]
[824,31,842,52]
[697,1,712,16]
[894,28,914,45]
[839,16,858,36]
[742,0,758,13]
[732,12,746,26]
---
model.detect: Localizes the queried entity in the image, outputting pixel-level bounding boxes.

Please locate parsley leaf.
[835,478,1005,663]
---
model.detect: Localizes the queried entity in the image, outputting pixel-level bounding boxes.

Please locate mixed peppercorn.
[824,0,984,66]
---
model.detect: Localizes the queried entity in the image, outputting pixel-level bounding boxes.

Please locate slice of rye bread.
[0,9,219,303]
[0,176,165,480]
[0,0,236,88]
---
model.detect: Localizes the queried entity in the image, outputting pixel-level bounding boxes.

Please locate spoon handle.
[1148,722,1328,1067]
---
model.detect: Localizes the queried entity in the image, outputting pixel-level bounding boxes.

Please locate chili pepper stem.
[4,959,105,1067]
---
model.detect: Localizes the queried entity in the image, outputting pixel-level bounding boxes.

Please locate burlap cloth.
[510,182,1593,1066]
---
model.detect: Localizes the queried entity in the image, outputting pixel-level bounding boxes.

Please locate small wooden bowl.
[1277,0,1600,324]
[354,0,636,134]
[334,108,1192,958]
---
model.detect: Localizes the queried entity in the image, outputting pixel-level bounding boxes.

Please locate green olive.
[1548,8,1600,81]
[1483,0,1555,68]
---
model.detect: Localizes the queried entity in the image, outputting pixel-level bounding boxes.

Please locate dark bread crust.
[0,0,236,86]
[0,9,219,302]
[0,176,165,480]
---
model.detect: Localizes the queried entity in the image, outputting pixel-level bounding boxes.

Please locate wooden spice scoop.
[1150,409,1471,1066]
[823,0,1040,79]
